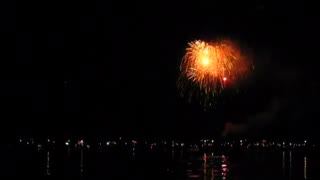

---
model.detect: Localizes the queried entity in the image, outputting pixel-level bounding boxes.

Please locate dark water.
[3,144,319,180]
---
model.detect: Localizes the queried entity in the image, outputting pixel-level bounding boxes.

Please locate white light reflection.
[80,149,84,176]
[304,156,307,179]
[211,168,214,180]
[46,151,50,176]
[282,151,285,176]
[289,151,292,179]
[203,153,207,180]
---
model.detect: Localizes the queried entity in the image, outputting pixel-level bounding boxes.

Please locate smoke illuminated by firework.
[177,39,251,106]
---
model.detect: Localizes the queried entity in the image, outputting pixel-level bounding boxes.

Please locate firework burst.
[177,39,251,106]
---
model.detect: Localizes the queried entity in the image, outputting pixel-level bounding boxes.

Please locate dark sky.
[1,1,320,140]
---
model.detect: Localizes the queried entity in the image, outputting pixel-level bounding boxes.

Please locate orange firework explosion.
[178,39,251,105]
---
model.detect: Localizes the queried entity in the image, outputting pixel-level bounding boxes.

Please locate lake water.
[3,142,319,179]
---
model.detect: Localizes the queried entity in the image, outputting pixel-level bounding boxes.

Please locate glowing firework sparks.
[177,39,251,106]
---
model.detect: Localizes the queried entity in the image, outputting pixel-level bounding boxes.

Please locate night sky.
[1,1,320,140]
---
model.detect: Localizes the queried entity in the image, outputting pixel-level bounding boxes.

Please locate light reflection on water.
[80,149,83,176]
[46,151,50,176]
[289,151,292,179]
[304,156,307,180]
[184,152,228,180]
[282,151,285,176]
[6,145,317,180]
